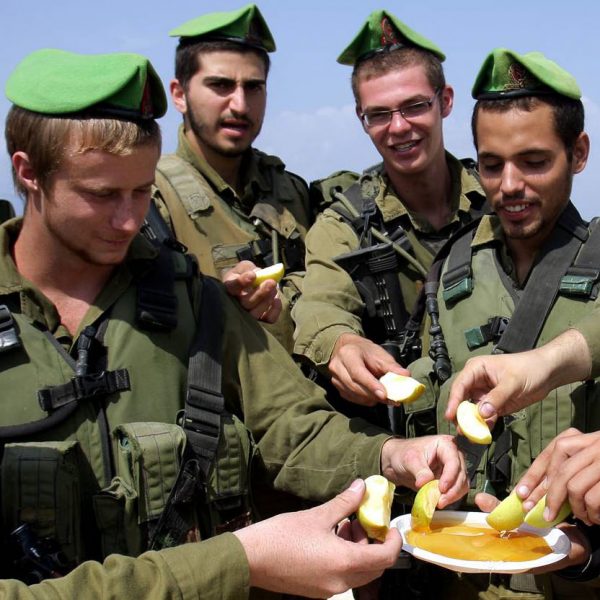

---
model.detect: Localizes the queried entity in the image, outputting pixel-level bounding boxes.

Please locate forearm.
[1,535,249,600]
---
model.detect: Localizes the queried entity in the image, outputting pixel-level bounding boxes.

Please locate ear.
[170,79,188,115]
[12,151,40,195]
[571,132,590,174]
[355,104,369,133]
[440,84,454,118]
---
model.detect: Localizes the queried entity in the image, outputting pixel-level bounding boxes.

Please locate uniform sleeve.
[572,311,600,378]
[219,286,390,502]
[0,533,249,600]
[292,210,366,367]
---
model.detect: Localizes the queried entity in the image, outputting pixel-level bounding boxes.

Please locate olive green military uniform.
[0,219,389,598]
[293,152,485,370]
[153,126,311,353]
[407,210,600,598]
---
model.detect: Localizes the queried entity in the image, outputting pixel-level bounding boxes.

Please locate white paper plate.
[393,510,570,574]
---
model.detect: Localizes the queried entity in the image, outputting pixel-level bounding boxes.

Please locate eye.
[363,111,391,127]
[209,80,235,94]
[401,100,430,118]
[244,81,265,94]
[479,161,503,175]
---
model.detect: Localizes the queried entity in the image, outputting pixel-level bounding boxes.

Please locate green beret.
[5,49,167,119]
[472,48,581,100]
[337,10,445,66]
[169,4,275,52]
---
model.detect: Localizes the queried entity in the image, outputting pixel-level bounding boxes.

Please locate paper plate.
[393,510,570,574]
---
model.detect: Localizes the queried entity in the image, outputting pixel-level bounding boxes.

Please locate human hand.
[329,333,409,406]
[445,330,592,424]
[234,479,402,598]
[222,260,282,323]
[380,436,468,508]
[515,428,600,526]
[474,493,590,574]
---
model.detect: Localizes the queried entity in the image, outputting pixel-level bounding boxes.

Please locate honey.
[406,521,552,562]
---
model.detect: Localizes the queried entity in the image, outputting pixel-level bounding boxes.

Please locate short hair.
[351,46,446,107]
[471,95,585,161]
[174,39,270,90]
[5,106,161,199]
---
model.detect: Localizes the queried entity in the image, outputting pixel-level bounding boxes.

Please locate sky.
[1,0,599,218]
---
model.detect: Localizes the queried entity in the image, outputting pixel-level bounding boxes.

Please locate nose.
[229,85,249,114]
[500,163,525,198]
[111,195,146,234]
[387,109,411,135]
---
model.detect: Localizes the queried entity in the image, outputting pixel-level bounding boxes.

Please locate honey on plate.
[406,521,552,562]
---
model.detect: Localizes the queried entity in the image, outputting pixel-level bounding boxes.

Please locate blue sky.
[2,1,599,218]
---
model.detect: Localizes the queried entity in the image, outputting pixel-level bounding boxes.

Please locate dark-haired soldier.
[409,49,600,598]
[152,4,311,352]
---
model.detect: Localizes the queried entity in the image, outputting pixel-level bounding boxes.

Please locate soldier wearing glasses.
[293,11,487,417]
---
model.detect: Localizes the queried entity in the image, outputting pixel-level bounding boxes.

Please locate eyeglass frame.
[360,88,442,128]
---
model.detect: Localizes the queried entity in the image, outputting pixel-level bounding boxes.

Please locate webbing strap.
[441,230,474,304]
[183,276,224,481]
[560,217,600,297]
[495,208,587,354]
[136,244,179,331]
[38,370,131,411]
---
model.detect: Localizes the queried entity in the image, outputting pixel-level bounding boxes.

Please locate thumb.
[321,479,366,527]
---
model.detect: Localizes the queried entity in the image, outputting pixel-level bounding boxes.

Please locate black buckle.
[0,304,21,352]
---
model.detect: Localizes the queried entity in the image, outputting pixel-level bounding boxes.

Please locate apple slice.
[251,262,284,287]
[524,495,572,529]
[456,401,492,445]
[411,479,441,531]
[379,372,425,404]
[357,475,396,542]
[486,490,526,532]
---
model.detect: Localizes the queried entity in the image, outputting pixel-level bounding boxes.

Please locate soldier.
[407,48,600,597]
[152,4,312,352]
[0,48,468,598]
[293,10,487,420]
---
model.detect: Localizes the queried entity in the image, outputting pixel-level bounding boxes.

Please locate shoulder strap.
[156,155,212,217]
[182,276,224,481]
[560,216,600,298]
[495,204,588,353]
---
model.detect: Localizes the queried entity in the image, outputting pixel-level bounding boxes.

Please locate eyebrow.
[363,94,433,112]
[478,148,550,160]
[203,75,266,86]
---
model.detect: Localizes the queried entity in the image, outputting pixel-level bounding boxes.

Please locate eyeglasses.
[360,89,441,128]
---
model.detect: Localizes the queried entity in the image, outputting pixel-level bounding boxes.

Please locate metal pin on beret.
[472,48,581,100]
[337,9,445,66]
[5,48,167,119]
[169,3,276,52]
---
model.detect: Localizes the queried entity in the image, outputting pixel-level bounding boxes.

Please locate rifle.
[334,242,421,367]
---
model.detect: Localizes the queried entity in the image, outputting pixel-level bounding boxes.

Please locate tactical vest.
[326,160,488,366]
[153,152,308,278]
[407,204,600,503]
[0,241,254,582]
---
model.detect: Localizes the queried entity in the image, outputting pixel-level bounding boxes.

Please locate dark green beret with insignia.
[169,3,276,52]
[472,48,581,100]
[337,9,445,66]
[5,48,167,119]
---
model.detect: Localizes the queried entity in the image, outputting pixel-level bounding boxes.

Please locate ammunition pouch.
[2,441,83,567]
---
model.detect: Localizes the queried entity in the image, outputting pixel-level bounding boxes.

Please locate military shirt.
[0,219,389,599]
[153,126,312,352]
[293,152,485,368]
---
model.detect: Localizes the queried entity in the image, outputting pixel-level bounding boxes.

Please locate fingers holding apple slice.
[357,475,396,542]
[456,400,492,445]
[379,372,425,404]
